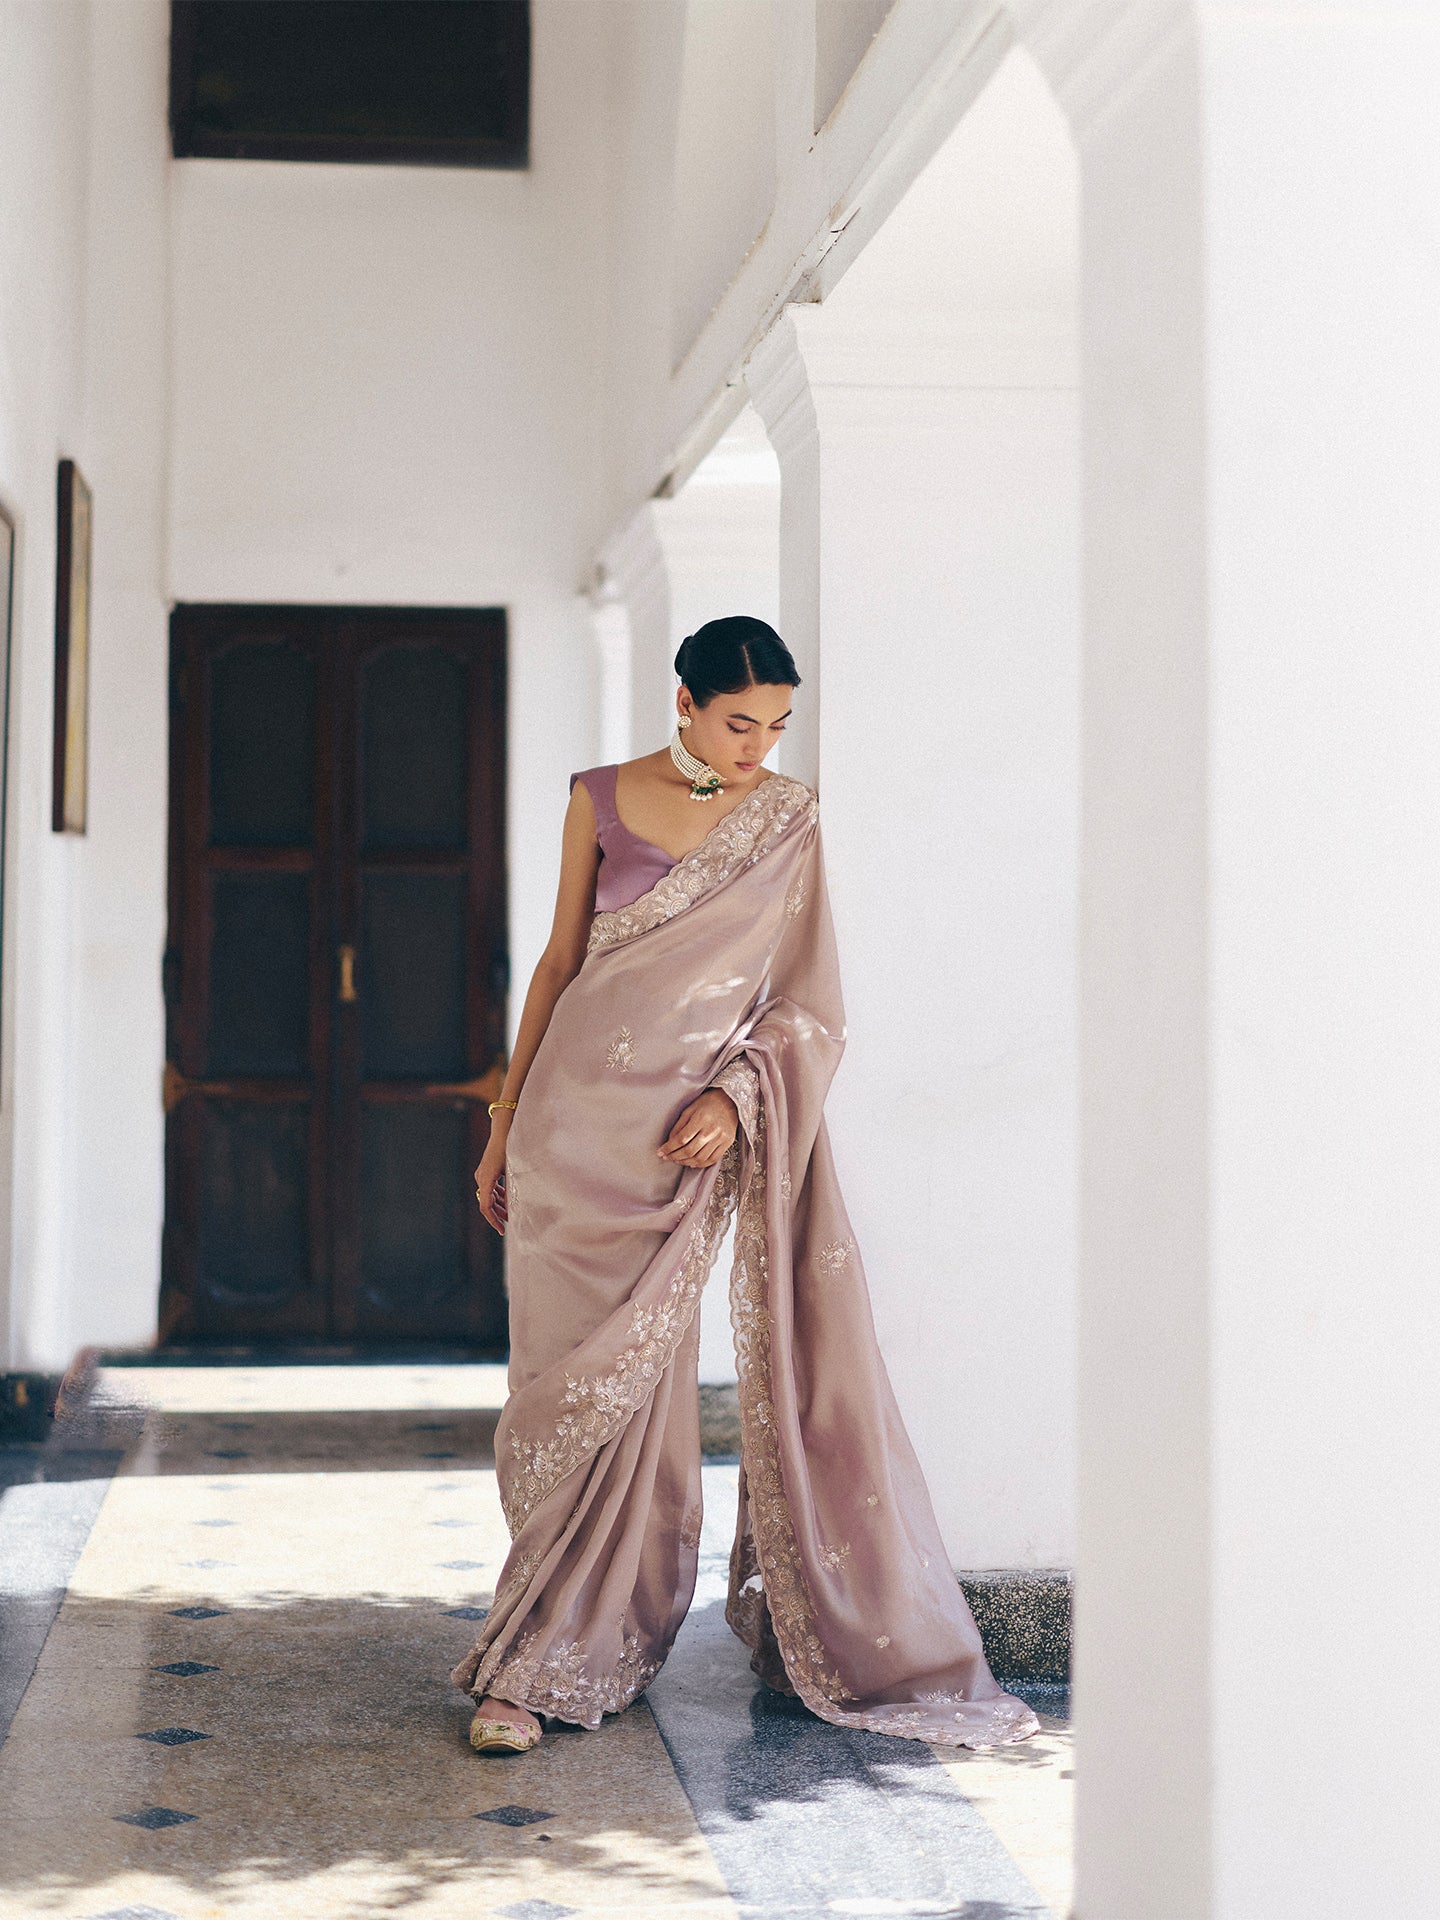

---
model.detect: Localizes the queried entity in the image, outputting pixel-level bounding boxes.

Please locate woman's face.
[679,682,793,783]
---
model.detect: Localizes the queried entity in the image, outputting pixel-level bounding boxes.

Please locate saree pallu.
[451,773,1040,1747]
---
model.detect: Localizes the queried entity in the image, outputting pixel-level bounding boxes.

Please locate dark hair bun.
[674,616,800,707]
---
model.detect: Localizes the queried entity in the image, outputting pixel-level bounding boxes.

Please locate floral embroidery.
[710,1056,759,1140]
[680,1504,704,1551]
[819,1542,851,1572]
[722,1066,1037,1747]
[497,1546,542,1597]
[500,1144,740,1532]
[586,776,816,956]
[487,1622,661,1729]
[785,875,806,919]
[816,1238,855,1276]
[726,1084,854,1709]
[606,1026,637,1071]
[778,1170,792,1199]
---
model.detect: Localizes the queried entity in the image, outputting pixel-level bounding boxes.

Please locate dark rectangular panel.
[359,1105,468,1319]
[209,639,315,847]
[207,872,311,1076]
[170,0,530,167]
[198,1101,310,1310]
[361,645,467,851]
[359,872,466,1080]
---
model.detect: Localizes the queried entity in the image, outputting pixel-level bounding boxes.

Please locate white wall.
[160,0,612,1330]
[654,407,780,664]
[671,0,777,365]
[0,0,172,1370]
[4,0,616,1365]
[746,48,1080,1568]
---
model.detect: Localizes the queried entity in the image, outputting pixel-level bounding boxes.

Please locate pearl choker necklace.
[669,727,725,802]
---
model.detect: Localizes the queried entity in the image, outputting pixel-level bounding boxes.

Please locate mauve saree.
[451,772,1040,1747]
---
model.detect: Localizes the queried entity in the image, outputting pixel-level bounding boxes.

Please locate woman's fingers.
[475,1168,506,1235]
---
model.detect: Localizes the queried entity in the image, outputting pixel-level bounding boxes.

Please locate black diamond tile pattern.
[152,1662,219,1677]
[113,1807,197,1830]
[475,1805,556,1828]
[442,1605,489,1620]
[438,1560,484,1571]
[168,1606,226,1619]
[496,1903,578,1920]
[136,1727,212,1747]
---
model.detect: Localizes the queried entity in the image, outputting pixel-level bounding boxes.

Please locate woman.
[453,616,1040,1755]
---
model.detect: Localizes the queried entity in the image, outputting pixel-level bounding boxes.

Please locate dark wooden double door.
[162,606,508,1347]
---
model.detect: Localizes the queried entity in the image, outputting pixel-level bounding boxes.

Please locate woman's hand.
[474,1122,511,1235]
[658,1088,739,1169]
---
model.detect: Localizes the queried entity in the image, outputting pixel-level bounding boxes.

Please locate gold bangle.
[488,1099,519,1117]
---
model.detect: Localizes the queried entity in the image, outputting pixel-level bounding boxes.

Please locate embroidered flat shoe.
[469,1710,542,1755]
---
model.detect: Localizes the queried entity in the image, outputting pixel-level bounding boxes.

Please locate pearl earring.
[676,713,692,728]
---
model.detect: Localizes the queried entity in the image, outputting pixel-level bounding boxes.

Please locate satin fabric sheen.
[450,770,1039,1748]
[570,764,677,914]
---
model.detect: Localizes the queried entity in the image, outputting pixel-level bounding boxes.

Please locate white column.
[1042,4,1440,1914]
[745,322,821,787]
[595,506,671,762]
[652,406,780,658]
[585,595,634,768]
[743,49,1081,1575]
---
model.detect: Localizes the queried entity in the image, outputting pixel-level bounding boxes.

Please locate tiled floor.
[0,1366,1072,1920]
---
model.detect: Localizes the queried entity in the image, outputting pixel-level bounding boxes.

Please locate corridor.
[0,1365,1070,1920]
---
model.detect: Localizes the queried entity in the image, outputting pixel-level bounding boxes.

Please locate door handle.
[338,944,357,1003]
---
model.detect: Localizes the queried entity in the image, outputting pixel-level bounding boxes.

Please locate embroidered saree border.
[586,773,817,956]
[499,1138,742,1533]
[726,1063,1040,1748]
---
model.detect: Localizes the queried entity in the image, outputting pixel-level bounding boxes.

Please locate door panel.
[359,1104,470,1319]
[359,871,468,1079]
[360,645,468,849]
[198,1100,313,1312]
[209,639,316,846]
[206,871,312,1076]
[163,605,507,1348]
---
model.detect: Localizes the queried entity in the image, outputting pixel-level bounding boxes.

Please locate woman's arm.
[474,782,601,1234]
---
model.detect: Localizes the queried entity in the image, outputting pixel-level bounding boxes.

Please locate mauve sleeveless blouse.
[570,764,678,914]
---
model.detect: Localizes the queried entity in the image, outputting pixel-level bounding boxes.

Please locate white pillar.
[595,506,671,761]
[745,323,821,787]
[1036,4,1440,1913]
[743,49,1081,1575]
[653,405,780,658]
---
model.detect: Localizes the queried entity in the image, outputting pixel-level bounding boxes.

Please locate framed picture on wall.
[53,458,91,834]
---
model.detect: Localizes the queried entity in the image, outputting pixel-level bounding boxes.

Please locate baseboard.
[0,1373,63,1440]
